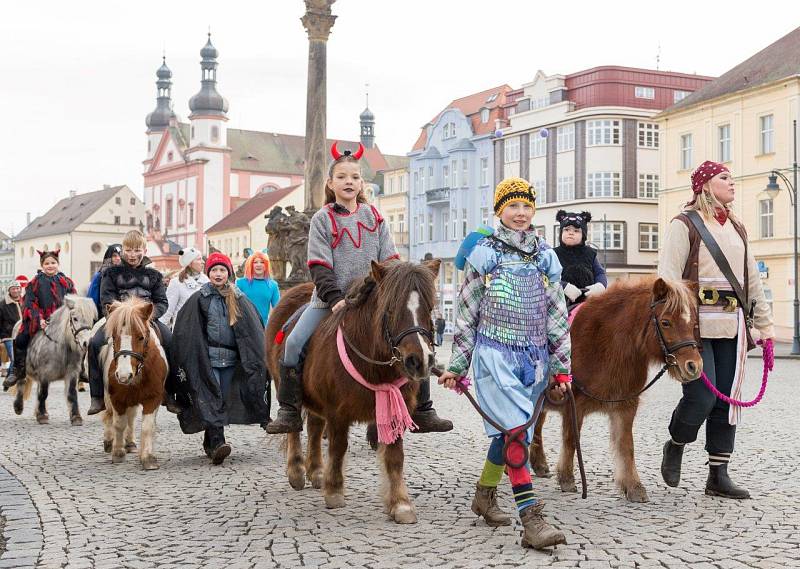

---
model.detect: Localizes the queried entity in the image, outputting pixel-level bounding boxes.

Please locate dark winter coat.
[170,285,270,434]
[21,272,76,337]
[0,292,22,341]
[100,257,168,319]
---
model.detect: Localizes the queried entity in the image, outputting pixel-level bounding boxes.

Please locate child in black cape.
[554,210,607,308]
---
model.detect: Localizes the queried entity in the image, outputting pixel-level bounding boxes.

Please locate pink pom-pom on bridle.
[330,141,364,161]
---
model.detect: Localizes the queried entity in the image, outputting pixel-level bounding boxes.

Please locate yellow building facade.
[657,78,800,341]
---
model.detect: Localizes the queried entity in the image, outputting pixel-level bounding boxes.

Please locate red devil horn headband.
[330,141,365,161]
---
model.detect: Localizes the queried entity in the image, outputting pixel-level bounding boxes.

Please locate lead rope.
[701,339,773,407]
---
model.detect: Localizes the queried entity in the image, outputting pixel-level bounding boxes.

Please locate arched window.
[211,125,220,143]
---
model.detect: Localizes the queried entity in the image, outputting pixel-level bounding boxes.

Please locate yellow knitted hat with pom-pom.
[493,177,536,217]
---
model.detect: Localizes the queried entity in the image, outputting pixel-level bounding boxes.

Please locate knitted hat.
[556,210,592,244]
[103,244,122,261]
[493,177,536,217]
[689,161,729,205]
[14,275,28,288]
[178,246,203,268]
[38,249,60,265]
[8,280,21,290]
[205,252,234,278]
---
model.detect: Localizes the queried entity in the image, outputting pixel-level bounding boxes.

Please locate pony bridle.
[112,327,151,382]
[341,311,435,368]
[46,309,91,344]
[650,299,698,367]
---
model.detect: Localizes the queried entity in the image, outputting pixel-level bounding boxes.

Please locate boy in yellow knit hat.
[439,177,572,550]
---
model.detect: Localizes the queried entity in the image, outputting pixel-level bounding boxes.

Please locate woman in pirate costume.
[266,142,452,435]
[9,250,76,388]
[659,160,775,499]
[439,178,572,550]
[553,210,607,308]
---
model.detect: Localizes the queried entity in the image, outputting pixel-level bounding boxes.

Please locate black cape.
[170,287,271,434]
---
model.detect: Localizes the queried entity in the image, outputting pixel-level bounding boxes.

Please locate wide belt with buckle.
[698,286,739,313]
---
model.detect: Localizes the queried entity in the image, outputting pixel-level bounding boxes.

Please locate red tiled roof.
[411,84,513,151]
[205,185,300,234]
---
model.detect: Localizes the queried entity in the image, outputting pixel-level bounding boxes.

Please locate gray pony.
[13,295,96,425]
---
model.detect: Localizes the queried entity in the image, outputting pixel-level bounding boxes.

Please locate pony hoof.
[103,440,112,453]
[309,471,324,489]
[36,414,49,425]
[288,471,306,491]
[624,483,649,503]
[141,456,160,471]
[111,451,126,463]
[391,504,417,524]
[558,477,578,493]
[324,493,346,509]
[13,400,23,415]
[125,442,138,454]
[533,464,552,478]
[71,416,83,427]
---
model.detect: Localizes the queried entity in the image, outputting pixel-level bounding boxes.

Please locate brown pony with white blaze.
[99,297,168,470]
[530,276,702,502]
[266,259,440,523]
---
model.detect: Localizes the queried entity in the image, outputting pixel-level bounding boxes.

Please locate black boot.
[87,397,106,415]
[705,463,750,499]
[86,335,106,415]
[661,439,684,487]
[4,344,27,391]
[411,378,453,433]
[265,363,303,434]
[2,368,16,391]
[208,427,231,465]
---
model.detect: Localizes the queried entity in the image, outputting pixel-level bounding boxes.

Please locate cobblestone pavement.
[0,354,798,569]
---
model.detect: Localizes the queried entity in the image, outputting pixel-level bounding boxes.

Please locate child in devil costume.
[266,142,452,435]
[439,178,572,550]
[554,210,607,308]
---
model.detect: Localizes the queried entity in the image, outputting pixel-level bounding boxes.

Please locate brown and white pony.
[531,276,702,502]
[99,297,168,470]
[266,260,440,523]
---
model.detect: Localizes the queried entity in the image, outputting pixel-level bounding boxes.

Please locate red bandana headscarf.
[688,161,729,205]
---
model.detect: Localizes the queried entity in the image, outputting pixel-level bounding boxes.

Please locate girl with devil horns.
[659,161,775,499]
[266,142,453,435]
[553,210,607,308]
[7,250,76,391]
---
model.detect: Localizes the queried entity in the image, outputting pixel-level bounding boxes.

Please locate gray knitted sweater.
[307,203,399,308]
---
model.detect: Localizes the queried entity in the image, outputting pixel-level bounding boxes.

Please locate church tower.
[188,33,229,148]
[359,90,375,149]
[144,57,174,161]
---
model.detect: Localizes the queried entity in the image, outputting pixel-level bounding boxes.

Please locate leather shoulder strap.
[684,210,748,308]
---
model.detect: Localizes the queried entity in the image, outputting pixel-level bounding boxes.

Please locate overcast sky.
[1,1,796,237]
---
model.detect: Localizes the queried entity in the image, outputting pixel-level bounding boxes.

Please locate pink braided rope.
[701,339,774,407]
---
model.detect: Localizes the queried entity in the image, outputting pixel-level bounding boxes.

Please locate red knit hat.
[205,252,234,278]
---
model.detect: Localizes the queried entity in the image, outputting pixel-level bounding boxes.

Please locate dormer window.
[442,122,457,140]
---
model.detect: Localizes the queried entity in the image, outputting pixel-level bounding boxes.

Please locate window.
[462,160,468,187]
[428,214,433,241]
[165,198,173,227]
[557,124,575,152]
[115,196,122,205]
[443,164,449,186]
[451,160,458,188]
[442,211,449,241]
[759,199,774,238]
[167,151,174,161]
[680,134,693,170]
[480,108,490,123]
[129,217,136,226]
[480,207,490,226]
[451,208,458,240]
[530,132,547,157]
[442,122,456,140]
[486,93,498,103]
[639,223,659,251]
[130,197,136,205]
[480,158,489,186]
[760,115,774,154]
[414,170,420,193]
[532,179,546,205]
[634,86,655,99]
[504,137,520,162]
[191,126,195,139]
[674,90,691,103]
[211,125,220,143]
[557,176,575,202]
[534,226,547,242]
[114,216,120,225]
[418,215,425,242]
[638,122,659,148]
[638,174,659,199]
[188,203,194,225]
[462,208,468,238]
[398,213,405,236]
[587,172,622,198]
[718,124,731,162]
[588,221,624,250]
[587,119,620,146]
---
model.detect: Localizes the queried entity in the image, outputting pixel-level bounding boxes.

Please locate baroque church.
[143,34,403,253]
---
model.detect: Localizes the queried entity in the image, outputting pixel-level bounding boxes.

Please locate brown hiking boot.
[87,397,106,415]
[519,502,567,550]
[410,409,453,433]
[471,484,512,527]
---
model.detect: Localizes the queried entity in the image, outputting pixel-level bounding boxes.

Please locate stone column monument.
[301,0,337,212]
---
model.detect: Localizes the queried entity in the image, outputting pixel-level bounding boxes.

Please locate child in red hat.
[169,252,270,465]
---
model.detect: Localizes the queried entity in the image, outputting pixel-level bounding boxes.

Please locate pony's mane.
[106,297,150,339]
[660,277,694,320]
[600,275,693,320]
[50,295,97,331]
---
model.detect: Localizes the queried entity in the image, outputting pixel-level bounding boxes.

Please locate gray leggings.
[283,306,331,367]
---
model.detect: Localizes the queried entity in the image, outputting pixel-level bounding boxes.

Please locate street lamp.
[763,118,799,355]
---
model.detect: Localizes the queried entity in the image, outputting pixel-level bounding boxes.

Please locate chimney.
[103,184,111,190]
[69,190,77,198]
[26,212,31,226]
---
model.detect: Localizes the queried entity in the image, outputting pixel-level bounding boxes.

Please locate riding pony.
[13,295,95,425]
[530,276,702,502]
[99,297,168,470]
[266,260,439,523]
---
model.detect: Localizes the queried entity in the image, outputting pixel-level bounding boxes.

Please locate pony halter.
[112,327,151,383]
[650,299,698,367]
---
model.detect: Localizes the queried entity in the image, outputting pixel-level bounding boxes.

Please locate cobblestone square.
[0,354,797,568]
